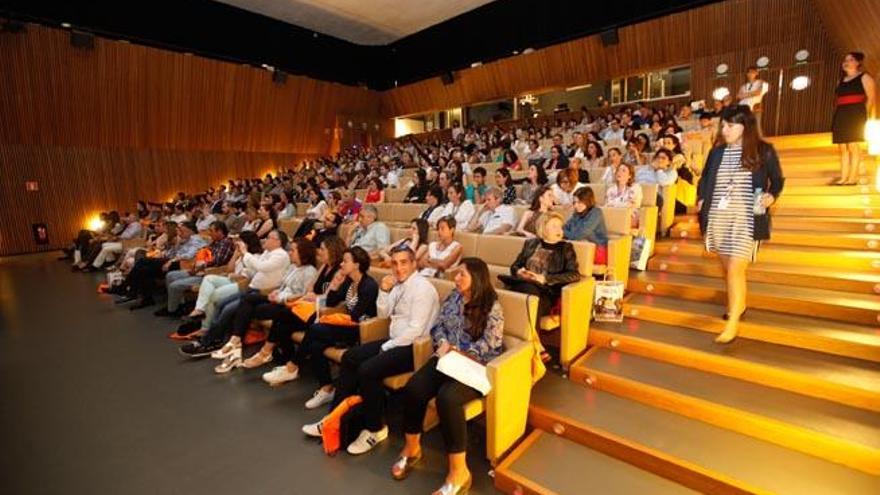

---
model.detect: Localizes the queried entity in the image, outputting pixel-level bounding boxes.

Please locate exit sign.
[25,181,38,191]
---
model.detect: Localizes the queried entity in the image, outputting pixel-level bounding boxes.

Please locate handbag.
[593,274,625,323]
[318,312,357,327]
[630,236,653,271]
[287,299,317,321]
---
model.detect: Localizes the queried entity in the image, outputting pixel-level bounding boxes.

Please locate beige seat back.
[599,207,633,236]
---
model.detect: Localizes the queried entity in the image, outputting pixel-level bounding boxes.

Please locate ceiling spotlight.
[470,61,483,68]
[712,86,730,100]
[512,50,519,55]
[790,75,810,91]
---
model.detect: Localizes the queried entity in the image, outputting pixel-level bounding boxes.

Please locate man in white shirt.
[91,212,143,268]
[303,246,439,455]
[600,119,625,145]
[466,187,516,235]
[737,66,767,132]
[349,205,391,256]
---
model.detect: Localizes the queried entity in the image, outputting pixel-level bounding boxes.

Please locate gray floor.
[0,252,496,494]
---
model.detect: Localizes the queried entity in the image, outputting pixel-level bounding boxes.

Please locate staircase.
[495,134,880,494]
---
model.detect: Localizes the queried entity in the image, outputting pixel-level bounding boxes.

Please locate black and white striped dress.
[705,144,758,261]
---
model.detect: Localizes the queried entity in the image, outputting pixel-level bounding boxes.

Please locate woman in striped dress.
[697,106,784,344]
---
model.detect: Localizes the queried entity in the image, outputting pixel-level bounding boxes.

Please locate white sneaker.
[210,342,240,360]
[262,366,299,386]
[346,426,388,455]
[302,420,324,438]
[213,348,242,374]
[305,389,335,409]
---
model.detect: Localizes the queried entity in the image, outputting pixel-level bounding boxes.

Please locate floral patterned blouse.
[430,289,504,364]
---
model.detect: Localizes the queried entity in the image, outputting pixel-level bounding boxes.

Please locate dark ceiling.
[0,0,721,90]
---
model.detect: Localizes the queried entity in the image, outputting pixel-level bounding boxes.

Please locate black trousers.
[332,339,414,431]
[402,356,482,454]
[230,292,270,337]
[128,257,175,301]
[504,279,559,318]
[299,322,359,386]
[267,309,312,363]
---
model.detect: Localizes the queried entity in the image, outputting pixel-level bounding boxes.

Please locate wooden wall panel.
[380,0,839,138]
[812,0,880,76]
[0,145,307,255]
[0,24,380,153]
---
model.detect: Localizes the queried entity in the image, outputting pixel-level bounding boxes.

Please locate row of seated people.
[94,213,584,493]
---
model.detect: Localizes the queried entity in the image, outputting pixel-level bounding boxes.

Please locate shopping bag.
[593,280,625,322]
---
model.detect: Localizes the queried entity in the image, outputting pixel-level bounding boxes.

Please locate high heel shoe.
[722,309,747,321]
[433,475,472,495]
[390,450,422,481]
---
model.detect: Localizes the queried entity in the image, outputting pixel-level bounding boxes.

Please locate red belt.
[837,94,867,105]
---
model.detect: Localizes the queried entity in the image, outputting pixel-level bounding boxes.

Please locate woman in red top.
[364,177,385,203]
[502,149,522,171]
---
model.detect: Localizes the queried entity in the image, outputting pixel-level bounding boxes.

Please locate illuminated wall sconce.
[712,86,730,100]
[756,56,770,68]
[790,75,810,91]
[794,49,810,63]
[715,63,729,76]
[86,214,105,231]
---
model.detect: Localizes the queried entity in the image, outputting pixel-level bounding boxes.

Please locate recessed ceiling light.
[61,22,71,29]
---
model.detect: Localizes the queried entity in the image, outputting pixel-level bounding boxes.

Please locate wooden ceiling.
[812,0,880,75]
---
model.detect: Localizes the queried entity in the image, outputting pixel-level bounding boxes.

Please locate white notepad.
[436,350,492,396]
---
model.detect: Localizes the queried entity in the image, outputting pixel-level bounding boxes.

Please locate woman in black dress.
[832,52,876,185]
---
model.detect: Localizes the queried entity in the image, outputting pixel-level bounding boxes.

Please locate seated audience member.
[378,219,429,266]
[110,220,173,279]
[583,141,605,169]
[302,246,439,456]
[337,189,363,223]
[605,163,642,228]
[502,148,522,171]
[254,204,277,239]
[241,207,262,233]
[259,237,346,386]
[195,205,218,232]
[212,238,317,373]
[636,147,679,192]
[518,164,548,205]
[525,139,545,167]
[568,156,590,184]
[349,205,391,257]
[599,147,624,186]
[155,221,235,317]
[466,187,516,235]
[623,138,648,167]
[365,178,385,204]
[125,221,208,309]
[515,185,555,238]
[551,168,580,206]
[173,231,262,337]
[393,258,504,493]
[564,187,609,264]
[465,167,488,204]
[441,183,476,227]
[305,186,329,220]
[403,169,429,203]
[543,145,569,173]
[277,192,297,220]
[178,230,290,355]
[418,216,463,278]
[87,212,144,270]
[500,212,580,320]
[296,246,379,404]
[420,186,448,227]
[494,168,517,205]
[661,134,692,180]
[223,202,246,234]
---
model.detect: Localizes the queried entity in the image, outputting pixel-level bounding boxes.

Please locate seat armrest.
[412,335,433,369]
[203,267,226,276]
[486,339,533,463]
[560,278,595,368]
[358,317,390,343]
[120,238,145,251]
[638,206,659,241]
[606,235,632,287]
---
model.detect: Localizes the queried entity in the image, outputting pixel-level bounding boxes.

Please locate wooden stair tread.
[529,375,880,495]
[631,271,880,312]
[497,429,697,495]
[650,253,880,284]
[577,348,880,449]
[590,319,880,395]
[783,185,875,196]
[625,293,880,348]
[657,239,880,259]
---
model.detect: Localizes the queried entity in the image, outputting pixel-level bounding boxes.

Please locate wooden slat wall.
[0,145,306,255]
[812,0,880,75]
[0,23,380,256]
[380,0,839,137]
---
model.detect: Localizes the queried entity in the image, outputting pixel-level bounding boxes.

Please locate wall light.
[790,75,810,91]
[866,119,880,156]
[712,86,730,100]
[715,63,729,76]
[86,215,105,231]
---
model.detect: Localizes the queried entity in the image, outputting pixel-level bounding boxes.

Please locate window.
[611,66,691,104]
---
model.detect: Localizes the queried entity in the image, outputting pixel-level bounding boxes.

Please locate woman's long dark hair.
[529,185,553,212]
[720,105,769,172]
[460,257,498,340]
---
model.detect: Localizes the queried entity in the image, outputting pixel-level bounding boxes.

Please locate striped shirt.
[705,144,757,261]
